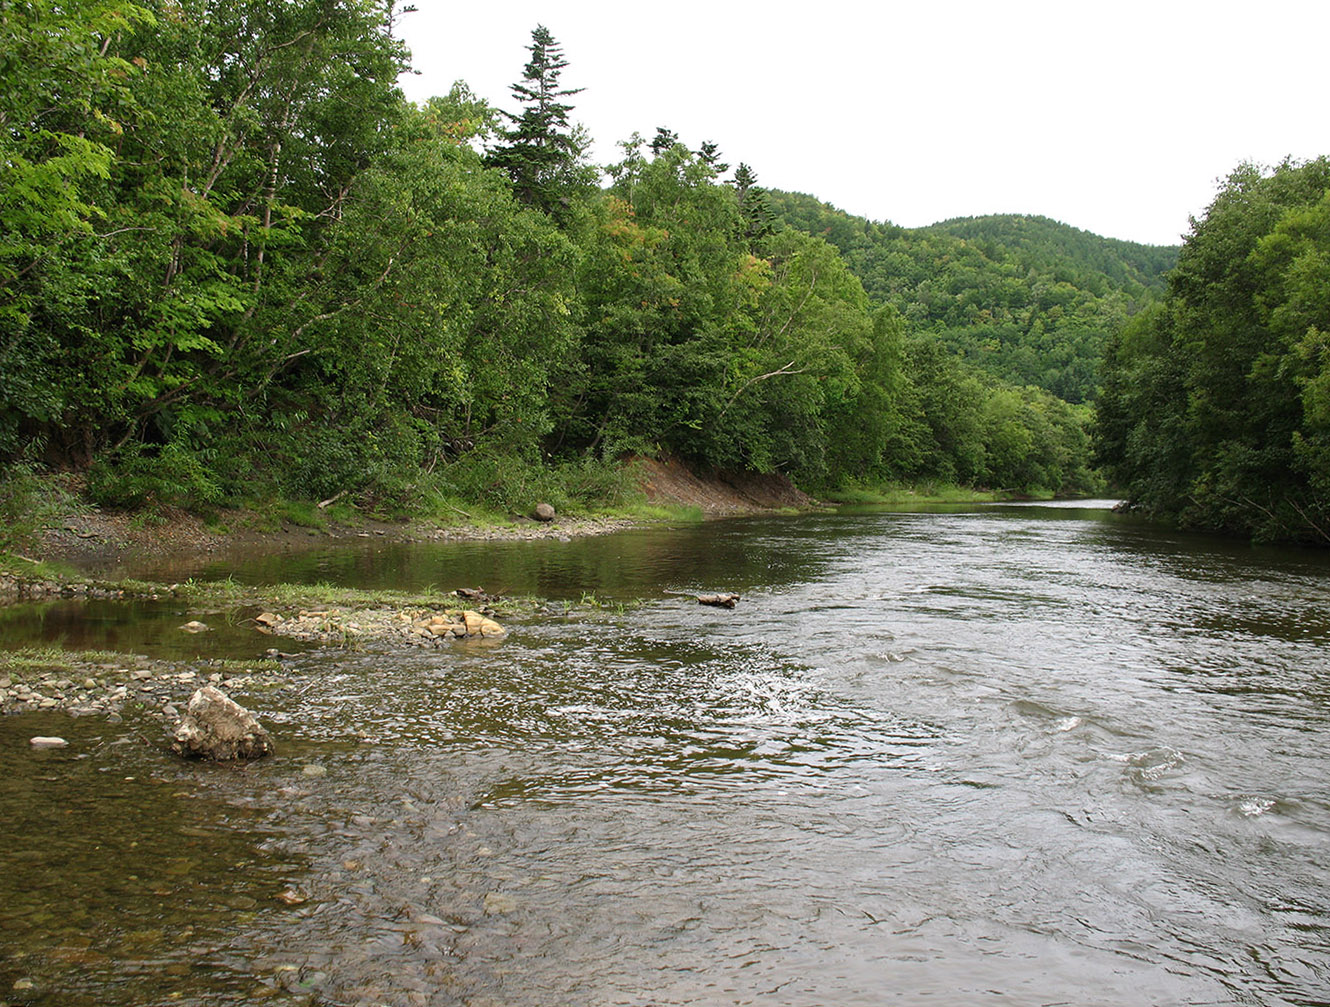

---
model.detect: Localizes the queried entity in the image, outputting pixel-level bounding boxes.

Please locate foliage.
[1095,158,1330,543]
[769,192,1178,404]
[484,25,592,217]
[0,3,1121,522]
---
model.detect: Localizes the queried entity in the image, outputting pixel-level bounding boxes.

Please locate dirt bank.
[634,457,814,514]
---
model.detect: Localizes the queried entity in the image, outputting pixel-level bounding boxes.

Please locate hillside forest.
[2,4,1326,543]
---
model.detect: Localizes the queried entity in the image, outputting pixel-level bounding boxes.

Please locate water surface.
[4,504,1330,1005]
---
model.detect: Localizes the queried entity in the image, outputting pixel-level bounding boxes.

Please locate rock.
[458,610,505,637]
[171,686,274,761]
[255,611,283,628]
[180,620,209,633]
[29,736,69,748]
[533,502,556,522]
[302,764,327,777]
[483,892,517,914]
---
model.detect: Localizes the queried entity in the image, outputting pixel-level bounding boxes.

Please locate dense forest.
[769,193,1177,404]
[1095,159,1330,544]
[2,3,1323,542]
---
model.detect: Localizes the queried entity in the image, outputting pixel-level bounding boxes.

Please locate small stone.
[29,736,68,748]
[255,612,283,628]
[533,502,556,522]
[301,764,327,777]
[274,888,308,906]
[13,978,35,991]
[483,892,517,914]
[83,678,97,689]
[180,620,209,633]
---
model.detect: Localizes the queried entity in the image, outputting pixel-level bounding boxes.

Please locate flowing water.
[4,503,1330,1006]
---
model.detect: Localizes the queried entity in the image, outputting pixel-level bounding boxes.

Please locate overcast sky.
[396,1,1328,247]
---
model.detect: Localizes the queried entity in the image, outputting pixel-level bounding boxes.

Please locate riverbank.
[2,456,826,575]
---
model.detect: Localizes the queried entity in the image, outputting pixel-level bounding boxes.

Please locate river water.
[4,503,1330,1006]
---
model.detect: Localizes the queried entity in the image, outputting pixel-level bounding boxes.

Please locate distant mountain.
[768,193,1180,404]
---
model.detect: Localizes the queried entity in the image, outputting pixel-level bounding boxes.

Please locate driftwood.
[456,587,501,603]
[317,488,349,510]
[697,593,741,609]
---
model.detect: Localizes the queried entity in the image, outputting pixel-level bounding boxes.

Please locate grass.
[0,646,134,677]
[165,575,539,615]
[0,647,284,682]
[611,502,706,523]
[0,552,79,580]
[819,481,1015,505]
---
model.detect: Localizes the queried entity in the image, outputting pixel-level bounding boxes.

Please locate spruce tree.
[485,25,585,215]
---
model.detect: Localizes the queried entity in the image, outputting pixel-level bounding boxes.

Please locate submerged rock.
[171,686,274,761]
[29,736,69,748]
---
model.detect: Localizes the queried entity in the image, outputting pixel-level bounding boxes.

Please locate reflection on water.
[4,504,1330,1005]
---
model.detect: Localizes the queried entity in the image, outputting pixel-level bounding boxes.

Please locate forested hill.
[768,192,1180,403]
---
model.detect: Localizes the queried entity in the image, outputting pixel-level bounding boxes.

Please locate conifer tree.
[732,163,777,241]
[485,25,585,215]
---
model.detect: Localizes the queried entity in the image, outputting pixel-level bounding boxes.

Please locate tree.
[1094,158,1330,542]
[732,163,776,242]
[485,25,588,216]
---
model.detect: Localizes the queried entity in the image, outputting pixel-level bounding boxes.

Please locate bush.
[86,443,223,512]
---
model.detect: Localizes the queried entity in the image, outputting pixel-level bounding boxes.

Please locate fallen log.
[697,593,741,609]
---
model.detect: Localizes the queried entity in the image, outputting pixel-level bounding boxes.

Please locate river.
[3,502,1330,1006]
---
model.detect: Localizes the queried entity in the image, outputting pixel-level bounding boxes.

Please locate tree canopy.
[0,7,1197,520]
[1094,158,1330,543]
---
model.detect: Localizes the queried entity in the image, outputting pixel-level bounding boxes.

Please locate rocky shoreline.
[0,565,526,744]
[0,651,288,725]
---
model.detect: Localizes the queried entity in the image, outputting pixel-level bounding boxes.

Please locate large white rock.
[171,686,274,761]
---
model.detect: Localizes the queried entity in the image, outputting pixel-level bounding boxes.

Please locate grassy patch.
[0,553,79,580]
[821,481,1009,505]
[0,466,86,553]
[0,646,134,677]
[611,502,705,523]
[166,576,539,615]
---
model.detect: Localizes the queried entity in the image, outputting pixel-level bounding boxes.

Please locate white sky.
[396,1,1328,247]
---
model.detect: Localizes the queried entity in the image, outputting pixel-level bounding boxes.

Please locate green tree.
[485,24,589,217]
[1095,158,1330,542]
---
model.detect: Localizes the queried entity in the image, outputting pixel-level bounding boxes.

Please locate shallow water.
[4,504,1330,1006]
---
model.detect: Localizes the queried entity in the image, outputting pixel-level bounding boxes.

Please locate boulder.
[461,609,507,638]
[533,502,556,522]
[171,686,274,761]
